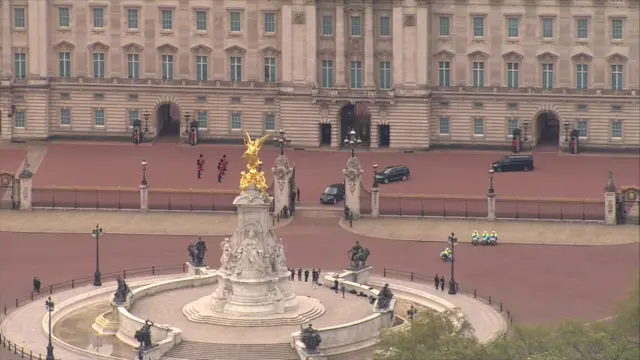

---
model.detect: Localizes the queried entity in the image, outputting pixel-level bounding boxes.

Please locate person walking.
[440,276,445,291]
[33,277,41,293]
[341,283,346,298]
[196,154,205,179]
[296,187,301,202]
[434,274,440,290]
[333,279,339,294]
[304,269,310,282]
[297,268,302,281]
[289,268,295,281]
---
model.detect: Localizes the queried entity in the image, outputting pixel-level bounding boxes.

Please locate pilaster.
[487,192,496,221]
[392,2,404,87]
[335,0,346,86]
[371,187,380,218]
[27,0,50,78]
[363,1,375,87]
[416,5,428,86]
[306,3,317,85]
[343,156,364,219]
[282,4,293,83]
[604,192,616,225]
[1,0,12,77]
[272,155,293,217]
[140,184,149,212]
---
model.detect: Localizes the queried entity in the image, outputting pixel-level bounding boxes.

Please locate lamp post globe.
[372,163,379,188]
[92,224,104,286]
[447,232,458,295]
[488,168,495,194]
[563,120,570,141]
[523,120,529,141]
[141,160,148,186]
[143,111,150,133]
[45,297,55,360]
[275,128,290,156]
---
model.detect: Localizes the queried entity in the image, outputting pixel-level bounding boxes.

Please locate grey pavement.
[341,218,640,245]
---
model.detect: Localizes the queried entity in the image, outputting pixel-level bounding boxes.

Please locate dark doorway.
[378,125,390,147]
[156,103,180,137]
[340,103,370,147]
[319,124,332,146]
[0,173,19,210]
[535,112,560,146]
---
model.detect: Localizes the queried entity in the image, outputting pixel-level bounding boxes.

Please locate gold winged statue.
[239,130,271,193]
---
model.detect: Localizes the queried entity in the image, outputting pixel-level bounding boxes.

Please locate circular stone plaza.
[0,141,638,360]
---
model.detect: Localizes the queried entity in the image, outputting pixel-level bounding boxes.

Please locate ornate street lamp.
[183,112,191,135]
[274,128,291,156]
[143,110,150,133]
[343,129,362,158]
[372,163,379,188]
[522,120,529,141]
[45,297,55,360]
[488,169,495,194]
[92,224,104,286]
[563,120,570,141]
[447,232,458,295]
[141,160,148,186]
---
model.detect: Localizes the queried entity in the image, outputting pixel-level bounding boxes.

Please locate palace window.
[196,10,207,31]
[473,16,484,37]
[576,19,588,39]
[321,60,333,88]
[128,110,138,127]
[94,109,105,127]
[350,61,363,88]
[14,8,25,29]
[127,9,138,29]
[542,18,553,39]
[230,56,242,82]
[60,109,71,126]
[351,16,362,36]
[93,53,105,79]
[577,119,588,137]
[611,19,623,40]
[507,118,518,137]
[264,13,275,33]
[265,113,276,131]
[93,8,104,28]
[472,62,484,88]
[230,12,241,32]
[576,64,588,90]
[379,16,390,36]
[438,61,450,87]
[264,57,276,83]
[611,120,622,139]
[322,16,332,36]
[439,16,450,36]
[59,7,70,27]
[161,10,173,30]
[473,118,485,136]
[541,63,553,89]
[611,64,623,90]
[14,111,26,128]
[439,117,450,135]
[162,55,174,80]
[507,18,519,38]
[507,62,519,88]
[196,55,208,82]
[14,53,26,79]
[197,111,208,129]
[128,54,139,79]
[59,52,71,78]
[379,61,391,90]
[231,112,242,130]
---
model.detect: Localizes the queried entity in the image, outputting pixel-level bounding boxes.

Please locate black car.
[320,183,345,204]
[375,165,411,184]
[492,155,534,172]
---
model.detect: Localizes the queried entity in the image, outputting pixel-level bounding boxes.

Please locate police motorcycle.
[440,247,453,262]
[471,231,480,246]
[481,231,490,245]
[488,231,498,245]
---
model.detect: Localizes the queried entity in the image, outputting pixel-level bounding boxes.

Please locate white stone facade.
[0,0,638,150]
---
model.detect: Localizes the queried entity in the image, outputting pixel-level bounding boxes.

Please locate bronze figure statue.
[113,277,130,304]
[376,283,394,310]
[347,241,370,270]
[134,319,154,350]
[187,237,208,267]
[300,324,322,353]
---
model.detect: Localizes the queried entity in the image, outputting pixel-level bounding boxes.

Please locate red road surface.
[0,218,637,327]
[33,144,640,200]
[0,149,25,174]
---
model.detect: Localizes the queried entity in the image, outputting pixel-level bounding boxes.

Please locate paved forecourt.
[32,143,640,199]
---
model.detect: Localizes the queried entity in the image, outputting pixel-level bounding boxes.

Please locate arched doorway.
[535,111,560,146]
[156,103,181,137]
[378,124,390,147]
[340,103,370,147]
[319,123,332,146]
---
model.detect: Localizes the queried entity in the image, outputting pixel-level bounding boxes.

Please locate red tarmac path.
[33,143,640,199]
[0,149,25,174]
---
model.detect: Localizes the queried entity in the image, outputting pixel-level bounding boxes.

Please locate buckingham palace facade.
[0,0,638,150]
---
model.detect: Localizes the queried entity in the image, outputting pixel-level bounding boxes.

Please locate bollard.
[21,346,24,358]
[510,317,513,325]
[410,272,414,281]
[182,263,186,272]
[507,310,510,318]
[152,266,155,275]
[14,343,17,354]
[30,350,32,359]
[72,279,75,289]
[488,296,492,304]
[473,289,477,298]
[123,270,127,279]
[49,285,53,294]
[30,292,33,300]
[383,268,386,277]
[499,302,503,312]
[39,354,42,360]
[3,305,5,314]
[15,298,18,307]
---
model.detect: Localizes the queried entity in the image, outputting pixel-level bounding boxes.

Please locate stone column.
[272,155,293,217]
[19,165,33,211]
[487,192,496,221]
[140,184,149,212]
[305,2,317,85]
[343,157,364,219]
[391,2,404,87]
[363,1,375,87]
[604,171,617,225]
[416,5,428,86]
[371,186,380,218]
[335,0,346,86]
[281,3,293,83]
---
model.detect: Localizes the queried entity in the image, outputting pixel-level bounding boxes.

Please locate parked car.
[492,155,534,172]
[320,183,345,204]
[375,165,411,184]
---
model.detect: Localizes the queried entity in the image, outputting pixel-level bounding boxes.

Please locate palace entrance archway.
[535,111,560,146]
[340,103,370,147]
[319,123,332,146]
[156,103,181,138]
[378,124,390,147]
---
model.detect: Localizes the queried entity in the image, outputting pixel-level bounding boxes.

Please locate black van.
[375,165,411,184]
[492,155,534,172]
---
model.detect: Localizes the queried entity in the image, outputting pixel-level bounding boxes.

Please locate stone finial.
[19,156,33,179]
[604,171,616,193]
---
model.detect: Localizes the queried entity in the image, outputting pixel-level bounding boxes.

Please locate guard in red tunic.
[196,154,205,179]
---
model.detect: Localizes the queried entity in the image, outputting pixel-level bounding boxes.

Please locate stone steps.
[182,297,325,327]
[163,341,299,360]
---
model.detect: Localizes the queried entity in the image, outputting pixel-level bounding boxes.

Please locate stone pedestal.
[19,177,32,211]
[339,266,373,285]
[186,262,210,276]
[140,184,149,212]
[487,192,496,221]
[371,187,380,218]
[343,157,364,219]
[604,191,616,225]
[272,155,293,217]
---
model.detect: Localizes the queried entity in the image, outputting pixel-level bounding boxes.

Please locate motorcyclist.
[471,231,479,241]
[444,247,452,256]
[482,231,489,241]
[490,230,498,241]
